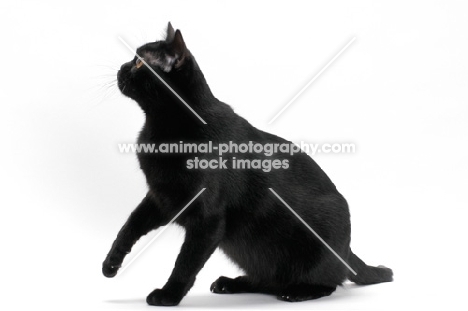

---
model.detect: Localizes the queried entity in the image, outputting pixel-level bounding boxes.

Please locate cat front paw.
[102,261,121,278]
[146,288,181,306]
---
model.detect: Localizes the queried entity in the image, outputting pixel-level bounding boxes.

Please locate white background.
[1,1,467,310]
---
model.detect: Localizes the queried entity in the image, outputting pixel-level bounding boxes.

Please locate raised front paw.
[102,247,128,278]
[102,260,121,278]
[146,288,182,306]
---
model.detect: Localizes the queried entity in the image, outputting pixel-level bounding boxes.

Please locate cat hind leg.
[210,276,257,294]
[277,284,336,302]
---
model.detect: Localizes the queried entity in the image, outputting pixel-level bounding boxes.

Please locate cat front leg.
[146,214,225,306]
[102,193,165,277]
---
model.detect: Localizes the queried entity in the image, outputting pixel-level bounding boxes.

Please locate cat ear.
[165,22,175,43]
[168,30,187,68]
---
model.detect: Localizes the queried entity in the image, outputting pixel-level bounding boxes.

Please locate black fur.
[102,22,393,306]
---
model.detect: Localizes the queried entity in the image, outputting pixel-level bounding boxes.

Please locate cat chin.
[117,82,135,99]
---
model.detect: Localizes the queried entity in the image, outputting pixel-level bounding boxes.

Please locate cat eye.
[135,58,144,69]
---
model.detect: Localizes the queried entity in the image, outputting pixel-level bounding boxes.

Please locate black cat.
[102,23,393,306]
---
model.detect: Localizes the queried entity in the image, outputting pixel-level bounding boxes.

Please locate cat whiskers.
[84,71,120,110]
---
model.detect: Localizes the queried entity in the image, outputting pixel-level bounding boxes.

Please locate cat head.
[117,22,190,103]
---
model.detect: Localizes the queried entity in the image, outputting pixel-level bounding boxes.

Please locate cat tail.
[347,250,393,285]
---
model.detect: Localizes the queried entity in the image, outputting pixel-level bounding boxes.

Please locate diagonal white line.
[117,188,206,276]
[268,37,356,124]
[118,36,207,125]
[269,188,357,275]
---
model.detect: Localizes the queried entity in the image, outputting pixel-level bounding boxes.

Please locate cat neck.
[141,57,215,138]
[185,58,215,100]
